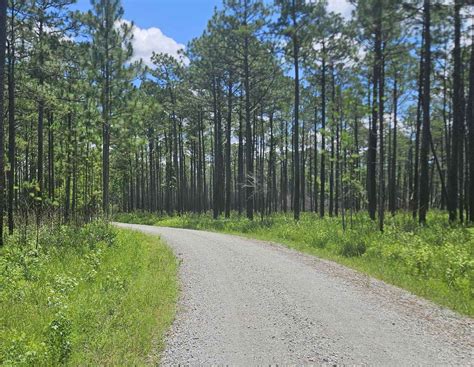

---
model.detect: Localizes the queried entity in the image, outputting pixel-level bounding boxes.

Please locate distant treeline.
[0,0,472,244]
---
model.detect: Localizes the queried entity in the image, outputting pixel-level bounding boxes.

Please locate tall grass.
[116,211,473,316]
[0,222,178,366]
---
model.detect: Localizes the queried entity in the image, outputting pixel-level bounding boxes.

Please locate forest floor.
[115,211,474,316]
[114,223,473,365]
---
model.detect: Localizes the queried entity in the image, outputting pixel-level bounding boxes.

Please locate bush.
[339,236,367,257]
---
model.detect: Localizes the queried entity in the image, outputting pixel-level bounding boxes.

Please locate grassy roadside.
[0,222,178,366]
[115,211,473,317]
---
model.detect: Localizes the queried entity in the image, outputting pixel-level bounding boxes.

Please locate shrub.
[339,235,367,257]
[46,312,72,364]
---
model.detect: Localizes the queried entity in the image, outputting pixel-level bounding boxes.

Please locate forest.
[0,0,474,365]
[0,0,472,231]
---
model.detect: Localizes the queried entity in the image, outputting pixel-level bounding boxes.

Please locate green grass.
[115,211,474,317]
[0,222,178,366]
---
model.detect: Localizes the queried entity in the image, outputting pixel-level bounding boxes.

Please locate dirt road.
[114,223,473,366]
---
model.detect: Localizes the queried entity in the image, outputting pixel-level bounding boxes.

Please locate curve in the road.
[114,223,473,366]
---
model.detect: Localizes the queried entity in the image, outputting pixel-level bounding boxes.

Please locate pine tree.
[0,0,8,245]
[89,0,133,217]
[418,0,431,224]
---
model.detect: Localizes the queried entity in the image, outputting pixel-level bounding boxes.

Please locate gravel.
[114,223,473,366]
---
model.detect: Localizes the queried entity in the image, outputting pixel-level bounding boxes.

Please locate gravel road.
[114,223,473,366]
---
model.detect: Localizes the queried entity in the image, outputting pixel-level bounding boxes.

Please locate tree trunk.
[378,44,385,232]
[448,0,463,222]
[368,17,380,221]
[313,107,318,212]
[301,113,306,212]
[419,0,431,224]
[48,111,55,201]
[268,111,275,214]
[319,45,326,218]
[237,95,244,215]
[329,65,335,217]
[291,1,300,221]
[244,23,253,220]
[7,6,15,234]
[335,89,341,217]
[225,79,233,218]
[65,112,72,223]
[212,78,224,218]
[0,0,7,245]
[149,128,156,212]
[468,35,474,222]
[389,74,398,215]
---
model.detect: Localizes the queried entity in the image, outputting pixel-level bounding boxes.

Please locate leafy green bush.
[47,311,72,364]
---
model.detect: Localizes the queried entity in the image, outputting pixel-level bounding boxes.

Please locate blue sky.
[73,0,222,45]
[72,0,353,66]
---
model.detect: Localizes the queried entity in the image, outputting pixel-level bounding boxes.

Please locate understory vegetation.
[116,212,473,316]
[0,222,178,366]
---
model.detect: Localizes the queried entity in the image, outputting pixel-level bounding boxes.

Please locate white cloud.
[327,0,354,19]
[122,20,185,67]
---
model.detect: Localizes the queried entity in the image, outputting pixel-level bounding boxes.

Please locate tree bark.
[319,44,326,218]
[0,0,7,245]
[448,0,463,222]
[468,34,474,222]
[7,5,15,234]
[368,14,380,221]
[389,74,398,215]
[419,0,431,224]
[291,0,300,221]
[225,79,233,218]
